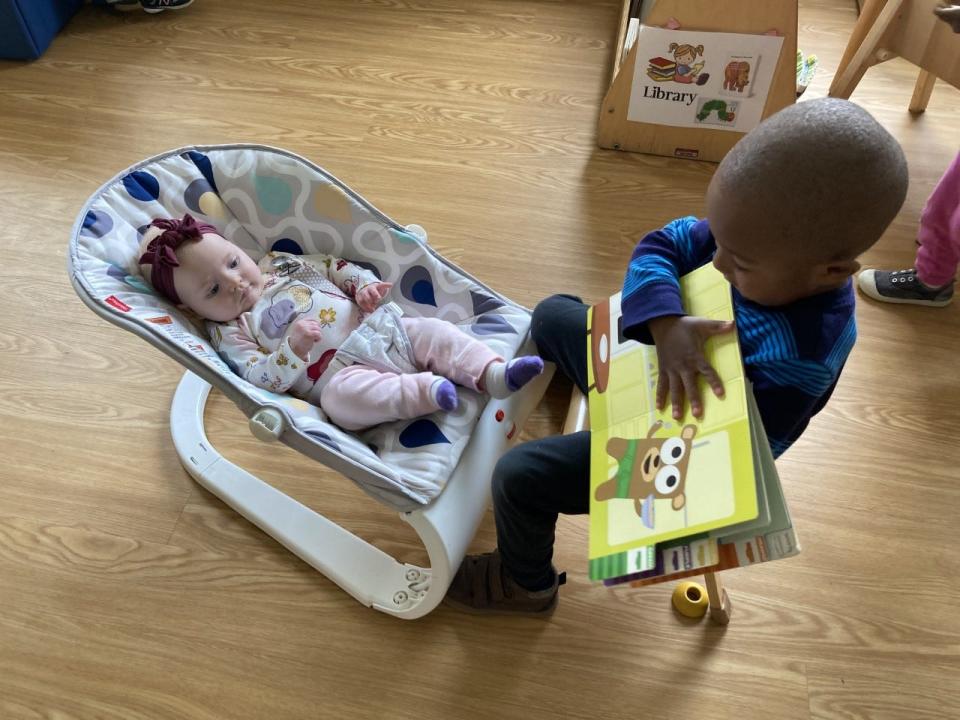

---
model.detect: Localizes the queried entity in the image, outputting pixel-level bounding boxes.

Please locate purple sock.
[505,356,544,392]
[433,379,459,412]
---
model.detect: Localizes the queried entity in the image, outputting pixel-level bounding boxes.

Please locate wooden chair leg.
[563,387,589,435]
[828,0,904,99]
[909,69,937,113]
[703,571,732,625]
[834,0,886,82]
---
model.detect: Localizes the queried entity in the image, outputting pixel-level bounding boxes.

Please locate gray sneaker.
[858,268,954,307]
[140,0,194,12]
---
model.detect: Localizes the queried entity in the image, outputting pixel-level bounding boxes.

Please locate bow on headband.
[138,213,218,305]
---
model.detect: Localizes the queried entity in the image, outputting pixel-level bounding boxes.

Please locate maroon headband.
[139,213,218,305]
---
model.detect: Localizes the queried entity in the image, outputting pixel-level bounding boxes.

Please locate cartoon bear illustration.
[723,61,750,92]
[594,421,698,528]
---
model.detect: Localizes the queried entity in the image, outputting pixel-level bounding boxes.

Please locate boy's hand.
[934,3,960,32]
[289,318,324,361]
[648,315,736,419]
[356,282,393,313]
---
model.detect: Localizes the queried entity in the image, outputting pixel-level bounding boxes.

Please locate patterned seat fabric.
[70,145,530,510]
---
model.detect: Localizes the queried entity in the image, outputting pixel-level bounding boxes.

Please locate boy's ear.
[820,259,861,283]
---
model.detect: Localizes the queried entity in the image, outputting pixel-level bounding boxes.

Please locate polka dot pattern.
[184,178,226,219]
[270,238,304,255]
[81,209,113,238]
[400,265,436,307]
[122,171,160,202]
[70,145,532,511]
[312,183,353,223]
[254,174,293,215]
[399,419,450,448]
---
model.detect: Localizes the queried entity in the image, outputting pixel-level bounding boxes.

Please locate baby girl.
[138,214,544,431]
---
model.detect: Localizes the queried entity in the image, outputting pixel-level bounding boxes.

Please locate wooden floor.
[2,1,958,717]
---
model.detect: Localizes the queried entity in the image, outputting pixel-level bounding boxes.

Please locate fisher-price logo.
[105,295,131,312]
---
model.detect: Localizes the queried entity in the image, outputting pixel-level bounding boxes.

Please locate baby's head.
[706,98,908,307]
[138,214,264,322]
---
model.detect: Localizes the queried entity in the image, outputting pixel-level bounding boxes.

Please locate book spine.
[627,527,801,588]
[629,543,739,588]
[589,546,656,581]
[609,538,718,587]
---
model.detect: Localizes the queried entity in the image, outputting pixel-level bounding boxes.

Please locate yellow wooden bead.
[672,581,709,619]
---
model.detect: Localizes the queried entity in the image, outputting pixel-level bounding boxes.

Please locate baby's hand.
[288,318,324,361]
[356,282,393,313]
[649,315,736,420]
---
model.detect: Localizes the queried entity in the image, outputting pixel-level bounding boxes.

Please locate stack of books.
[586,265,800,588]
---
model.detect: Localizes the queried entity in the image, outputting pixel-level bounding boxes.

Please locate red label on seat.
[105,295,131,312]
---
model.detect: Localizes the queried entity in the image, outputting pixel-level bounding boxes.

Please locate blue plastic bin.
[1,0,83,60]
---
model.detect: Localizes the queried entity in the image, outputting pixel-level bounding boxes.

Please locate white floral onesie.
[207,251,381,402]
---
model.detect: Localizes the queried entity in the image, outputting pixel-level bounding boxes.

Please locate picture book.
[586,264,798,582]
[602,390,800,588]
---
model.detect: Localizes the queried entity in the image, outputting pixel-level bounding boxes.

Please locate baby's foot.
[483,356,544,398]
[431,378,459,412]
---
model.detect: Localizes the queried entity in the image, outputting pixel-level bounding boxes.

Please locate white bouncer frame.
[170,350,553,620]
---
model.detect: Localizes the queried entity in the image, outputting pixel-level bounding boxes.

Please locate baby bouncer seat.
[68,145,553,619]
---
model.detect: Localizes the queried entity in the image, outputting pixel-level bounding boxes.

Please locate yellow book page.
[587,264,758,560]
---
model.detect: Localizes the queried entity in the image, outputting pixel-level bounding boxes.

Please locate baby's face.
[172,233,264,322]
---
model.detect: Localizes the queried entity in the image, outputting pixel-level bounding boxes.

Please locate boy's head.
[706,98,908,306]
[138,214,264,322]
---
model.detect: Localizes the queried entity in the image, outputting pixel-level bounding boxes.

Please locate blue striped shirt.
[621,216,856,457]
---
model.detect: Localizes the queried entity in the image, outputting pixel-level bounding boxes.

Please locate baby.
[137,215,544,431]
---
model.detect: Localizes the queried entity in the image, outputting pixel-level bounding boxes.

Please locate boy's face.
[172,233,264,322]
[705,178,851,306]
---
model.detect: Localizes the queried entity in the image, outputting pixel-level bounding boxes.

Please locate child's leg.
[492,431,591,589]
[444,430,590,615]
[916,152,960,288]
[530,294,590,393]
[401,317,544,397]
[443,295,592,614]
[857,153,959,307]
[320,364,446,431]
[400,317,501,390]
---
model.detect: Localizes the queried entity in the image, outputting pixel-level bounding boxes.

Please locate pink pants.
[916,152,960,288]
[320,317,502,431]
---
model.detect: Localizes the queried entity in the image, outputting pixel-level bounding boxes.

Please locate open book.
[586,264,800,584]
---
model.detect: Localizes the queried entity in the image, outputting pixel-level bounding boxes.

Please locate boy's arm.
[211,322,308,393]
[620,216,717,344]
[620,217,733,419]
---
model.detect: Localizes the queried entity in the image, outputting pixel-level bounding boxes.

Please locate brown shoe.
[443,550,566,616]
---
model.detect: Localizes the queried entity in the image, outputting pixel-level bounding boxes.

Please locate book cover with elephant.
[586,265,760,580]
[626,26,784,133]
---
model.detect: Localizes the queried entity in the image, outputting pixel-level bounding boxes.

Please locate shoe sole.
[441,592,558,617]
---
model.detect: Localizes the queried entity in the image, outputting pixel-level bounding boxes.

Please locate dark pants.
[493,294,592,591]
